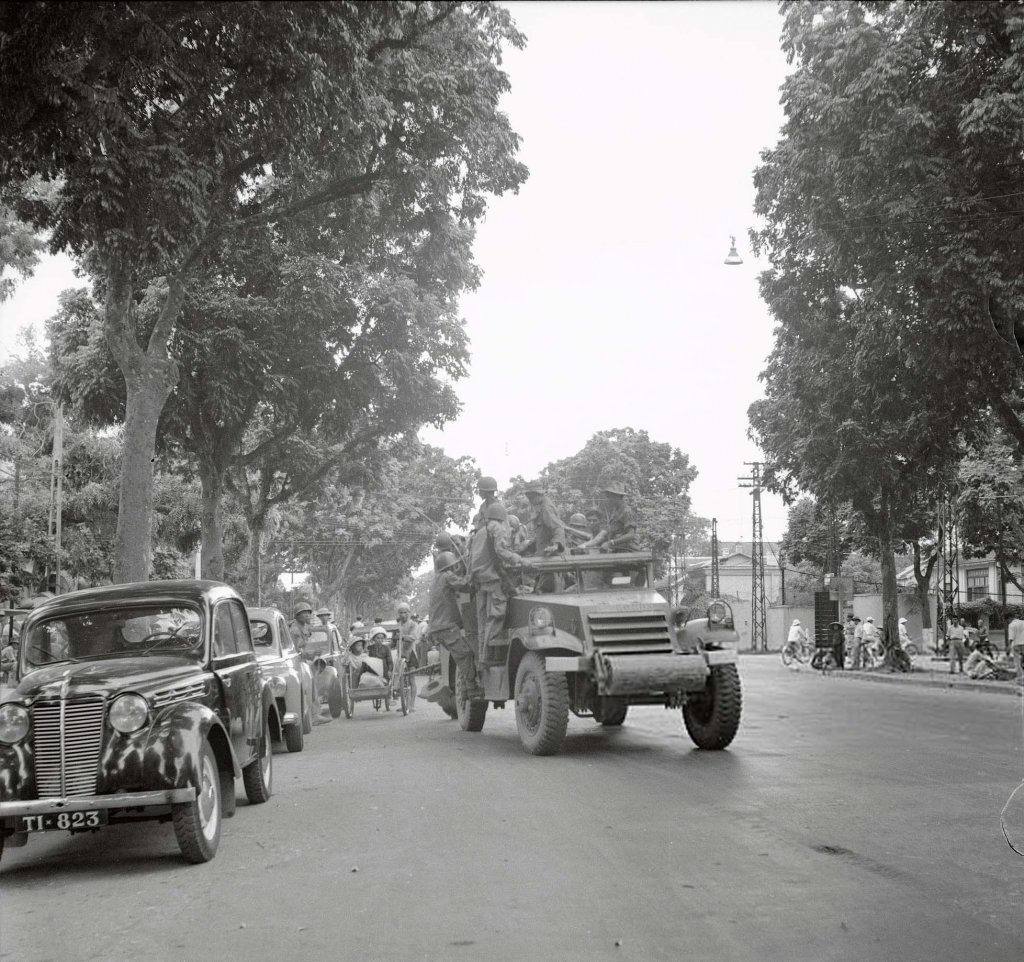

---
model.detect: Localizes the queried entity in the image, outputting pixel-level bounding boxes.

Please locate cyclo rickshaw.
[340,628,416,717]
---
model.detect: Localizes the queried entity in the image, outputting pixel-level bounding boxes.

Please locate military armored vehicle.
[435,550,741,756]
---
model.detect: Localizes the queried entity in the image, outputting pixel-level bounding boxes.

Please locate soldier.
[582,482,640,553]
[468,500,529,664]
[470,476,501,530]
[315,607,333,627]
[428,551,483,699]
[519,481,567,557]
[396,601,419,710]
[288,603,315,656]
[507,514,529,553]
[567,512,590,549]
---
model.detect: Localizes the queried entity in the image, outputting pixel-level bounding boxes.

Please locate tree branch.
[367,3,456,60]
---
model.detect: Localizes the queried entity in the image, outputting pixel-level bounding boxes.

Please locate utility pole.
[738,463,768,652]
[47,404,64,594]
[710,518,720,598]
[937,497,960,645]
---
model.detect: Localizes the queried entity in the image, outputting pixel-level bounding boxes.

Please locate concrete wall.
[768,605,816,651]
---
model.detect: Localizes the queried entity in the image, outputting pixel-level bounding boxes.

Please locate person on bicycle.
[787,619,808,650]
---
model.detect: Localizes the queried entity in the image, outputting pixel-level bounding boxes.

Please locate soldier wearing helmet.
[428,550,481,699]
[581,481,640,553]
[468,499,529,664]
[507,513,528,553]
[289,602,315,657]
[519,481,566,558]
[470,476,501,531]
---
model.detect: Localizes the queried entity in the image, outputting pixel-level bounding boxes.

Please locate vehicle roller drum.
[598,654,709,696]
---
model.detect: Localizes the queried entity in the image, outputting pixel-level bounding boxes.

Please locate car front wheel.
[514,652,568,755]
[172,740,222,863]
[243,714,273,803]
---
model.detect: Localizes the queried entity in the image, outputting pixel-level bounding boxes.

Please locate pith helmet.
[601,481,626,497]
[294,603,313,617]
[435,551,459,571]
[523,480,545,496]
[569,513,587,526]
[484,501,508,523]
[478,476,498,492]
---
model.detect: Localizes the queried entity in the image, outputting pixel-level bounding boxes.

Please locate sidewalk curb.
[823,668,1022,697]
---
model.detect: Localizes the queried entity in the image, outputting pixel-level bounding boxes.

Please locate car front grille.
[151,680,206,709]
[32,696,105,798]
[586,610,674,654]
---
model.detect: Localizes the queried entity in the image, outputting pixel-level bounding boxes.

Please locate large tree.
[1,1,526,581]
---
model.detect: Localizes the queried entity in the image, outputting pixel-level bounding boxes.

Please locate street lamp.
[724,235,743,266]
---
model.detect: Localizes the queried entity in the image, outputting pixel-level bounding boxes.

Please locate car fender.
[511,628,584,655]
[96,703,239,795]
[261,682,283,745]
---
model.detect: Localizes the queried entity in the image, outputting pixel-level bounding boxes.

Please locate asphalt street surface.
[2,657,1023,962]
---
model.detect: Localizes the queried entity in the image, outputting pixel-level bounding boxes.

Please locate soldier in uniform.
[289,603,315,656]
[519,482,567,557]
[315,607,333,627]
[468,500,529,664]
[567,512,590,549]
[470,476,501,530]
[428,550,483,699]
[581,482,640,553]
[507,514,529,553]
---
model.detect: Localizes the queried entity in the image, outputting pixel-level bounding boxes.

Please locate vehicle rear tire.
[514,652,569,755]
[328,676,343,719]
[172,741,222,863]
[242,715,273,804]
[284,712,304,753]
[682,664,741,750]
[455,664,487,732]
[593,698,628,727]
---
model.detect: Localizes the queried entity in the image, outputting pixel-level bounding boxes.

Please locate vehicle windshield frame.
[248,617,279,653]
[305,626,335,656]
[21,602,206,670]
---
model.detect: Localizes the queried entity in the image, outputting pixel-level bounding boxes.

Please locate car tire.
[594,698,628,727]
[514,652,569,756]
[455,664,487,732]
[682,664,742,750]
[284,711,304,753]
[172,740,222,863]
[243,714,273,804]
[328,676,343,719]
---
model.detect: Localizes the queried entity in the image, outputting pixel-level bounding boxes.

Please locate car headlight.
[0,704,30,745]
[109,693,150,734]
[529,607,553,632]
[707,601,731,626]
[269,675,287,695]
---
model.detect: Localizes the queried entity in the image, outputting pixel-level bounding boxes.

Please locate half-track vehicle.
[0,580,278,865]
[439,551,741,756]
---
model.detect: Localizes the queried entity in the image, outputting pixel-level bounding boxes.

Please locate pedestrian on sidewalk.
[850,617,864,669]
[1007,613,1024,681]
[947,616,967,674]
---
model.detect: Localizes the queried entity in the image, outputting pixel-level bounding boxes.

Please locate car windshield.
[306,627,334,656]
[23,605,203,668]
[249,618,275,648]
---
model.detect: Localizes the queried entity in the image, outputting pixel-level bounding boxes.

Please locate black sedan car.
[0,580,278,865]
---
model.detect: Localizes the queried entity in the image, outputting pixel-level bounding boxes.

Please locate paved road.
[2,657,1023,962]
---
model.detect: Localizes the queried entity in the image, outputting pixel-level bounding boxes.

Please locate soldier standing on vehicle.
[581,482,640,553]
[519,482,567,557]
[567,513,590,548]
[470,476,501,530]
[469,501,529,664]
[429,551,483,699]
[507,514,529,553]
[289,603,315,656]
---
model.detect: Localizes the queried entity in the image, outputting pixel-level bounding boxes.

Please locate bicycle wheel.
[781,643,795,667]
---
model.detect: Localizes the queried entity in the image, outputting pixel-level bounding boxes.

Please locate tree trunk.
[912,539,936,630]
[113,371,175,582]
[198,457,226,582]
[877,491,899,653]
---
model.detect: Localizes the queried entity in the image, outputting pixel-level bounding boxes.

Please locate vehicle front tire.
[172,740,222,863]
[343,676,354,719]
[301,693,313,734]
[514,652,569,755]
[284,713,304,753]
[328,675,343,719]
[455,664,487,732]
[682,664,742,750]
[243,714,273,804]
[593,698,628,727]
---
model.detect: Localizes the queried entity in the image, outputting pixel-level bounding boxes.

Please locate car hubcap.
[198,754,219,841]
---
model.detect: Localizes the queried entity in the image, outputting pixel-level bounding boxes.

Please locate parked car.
[0,580,279,866]
[304,624,345,719]
[249,607,315,752]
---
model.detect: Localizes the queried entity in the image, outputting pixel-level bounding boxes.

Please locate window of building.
[966,567,989,601]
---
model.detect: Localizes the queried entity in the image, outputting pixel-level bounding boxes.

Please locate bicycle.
[781,636,814,666]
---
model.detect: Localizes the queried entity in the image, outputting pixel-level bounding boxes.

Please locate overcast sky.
[0,0,792,543]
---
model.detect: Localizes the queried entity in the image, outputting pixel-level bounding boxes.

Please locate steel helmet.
[601,481,626,497]
[435,551,459,571]
[478,476,498,492]
[294,603,313,617]
[508,514,521,527]
[569,513,587,527]
[435,532,455,552]
[523,481,545,496]
[484,501,508,523]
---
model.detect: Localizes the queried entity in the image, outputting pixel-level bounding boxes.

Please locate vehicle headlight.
[707,601,730,626]
[0,704,30,745]
[529,607,553,632]
[269,675,287,695]
[109,693,150,734]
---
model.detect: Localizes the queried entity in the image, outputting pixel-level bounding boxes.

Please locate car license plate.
[17,810,107,833]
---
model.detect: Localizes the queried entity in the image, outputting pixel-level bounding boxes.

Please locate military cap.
[293,603,313,617]
[315,607,332,618]
[435,550,459,571]
[477,476,498,492]
[484,501,508,522]
[600,481,626,497]
[569,512,587,527]
[523,480,545,496]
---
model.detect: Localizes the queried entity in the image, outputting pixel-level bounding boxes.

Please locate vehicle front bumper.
[0,788,195,819]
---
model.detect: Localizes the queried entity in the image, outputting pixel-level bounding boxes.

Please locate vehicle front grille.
[586,610,674,654]
[32,696,105,798]
[151,680,206,709]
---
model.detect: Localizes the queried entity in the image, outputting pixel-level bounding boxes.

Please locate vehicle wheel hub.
[198,754,219,841]
[516,677,541,731]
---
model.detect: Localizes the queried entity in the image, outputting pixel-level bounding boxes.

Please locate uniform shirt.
[470,497,501,532]
[469,519,523,585]
[602,502,640,552]
[429,570,468,632]
[288,619,314,656]
[521,498,566,555]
